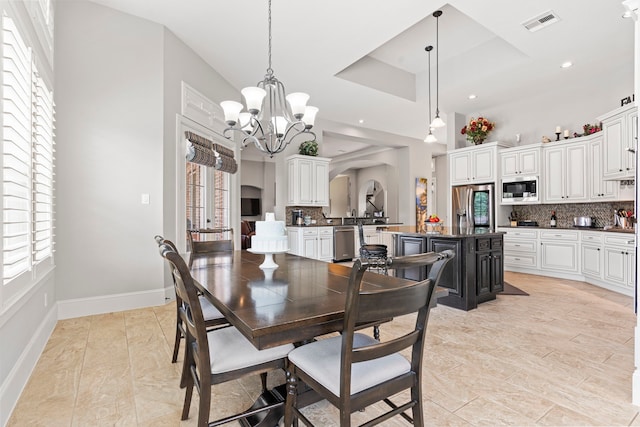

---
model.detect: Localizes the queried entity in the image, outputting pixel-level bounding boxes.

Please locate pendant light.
[424,45,437,143]
[430,10,445,129]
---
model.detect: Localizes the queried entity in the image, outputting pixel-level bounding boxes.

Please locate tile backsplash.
[510,201,635,228]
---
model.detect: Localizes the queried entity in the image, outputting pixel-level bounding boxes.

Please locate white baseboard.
[57,289,166,320]
[0,305,57,427]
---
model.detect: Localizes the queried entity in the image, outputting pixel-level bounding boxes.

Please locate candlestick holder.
[555,132,561,141]
[564,135,569,140]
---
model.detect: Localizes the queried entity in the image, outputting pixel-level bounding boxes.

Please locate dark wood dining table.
[189,250,428,350]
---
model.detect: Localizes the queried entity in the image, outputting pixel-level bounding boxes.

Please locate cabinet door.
[501,152,519,177]
[395,236,428,281]
[519,150,539,176]
[625,109,637,174]
[317,234,333,261]
[604,247,626,286]
[287,230,301,256]
[540,241,578,273]
[626,250,636,288]
[565,143,588,201]
[581,245,602,279]
[476,252,492,296]
[429,239,462,296]
[450,153,471,184]
[302,235,317,259]
[472,149,494,182]
[589,138,617,201]
[287,161,297,205]
[543,147,565,202]
[491,251,504,292]
[298,159,315,204]
[314,161,330,206]
[602,113,625,178]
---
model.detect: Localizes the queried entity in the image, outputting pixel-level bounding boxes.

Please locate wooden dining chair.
[159,243,294,427]
[154,236,229,369]
[187,228,234,267]
[284,250,455,427]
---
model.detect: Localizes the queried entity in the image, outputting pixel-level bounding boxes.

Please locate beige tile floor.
[8,271,640,426]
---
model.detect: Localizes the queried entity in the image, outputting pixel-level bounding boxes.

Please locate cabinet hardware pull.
[627,240,634,244]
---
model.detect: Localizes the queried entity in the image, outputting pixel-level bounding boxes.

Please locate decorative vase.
[467,136,485,145]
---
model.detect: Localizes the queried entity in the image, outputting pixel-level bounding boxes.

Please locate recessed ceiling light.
[622,10,633,18]
[468,94,477,100]
[358,119,365,124]
[561,61,573,68]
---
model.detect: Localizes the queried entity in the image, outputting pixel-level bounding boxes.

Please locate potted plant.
[299,140,319,156]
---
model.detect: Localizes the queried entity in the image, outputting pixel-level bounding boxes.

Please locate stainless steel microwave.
[501,177,539,204]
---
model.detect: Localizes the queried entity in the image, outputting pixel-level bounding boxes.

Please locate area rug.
[500,282,529,296]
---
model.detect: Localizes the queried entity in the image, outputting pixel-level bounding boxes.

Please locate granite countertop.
[287,223,403,228]
[385,225,505,238]
[497,225,635,234]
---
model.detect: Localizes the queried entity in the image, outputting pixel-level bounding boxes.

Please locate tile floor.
[7,271,640,426]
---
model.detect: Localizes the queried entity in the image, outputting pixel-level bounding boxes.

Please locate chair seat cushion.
[199,296,225,321]
[288,333,410,396]
[208,327,293,374]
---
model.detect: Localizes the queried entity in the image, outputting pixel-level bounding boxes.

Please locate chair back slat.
[355,280,431,323]
[351,330,420,363]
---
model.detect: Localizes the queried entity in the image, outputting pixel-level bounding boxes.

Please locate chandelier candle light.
[220,0,318,157]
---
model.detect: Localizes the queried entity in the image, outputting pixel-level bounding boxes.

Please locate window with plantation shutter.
[1,8,55,304]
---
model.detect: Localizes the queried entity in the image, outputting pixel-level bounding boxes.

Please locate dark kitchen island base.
[388,226,504,311]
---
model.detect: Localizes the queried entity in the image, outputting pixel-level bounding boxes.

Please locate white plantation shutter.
[32,70,54,263]
[2,13,33,285]
[1,9,55,299]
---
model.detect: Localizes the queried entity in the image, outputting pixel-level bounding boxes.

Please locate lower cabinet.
[581,244,603,279]
[539,230,579,273]
[476,238,504,299]
[288,227,333,262]
[394,235,428,281]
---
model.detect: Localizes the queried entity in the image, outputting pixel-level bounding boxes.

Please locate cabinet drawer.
[491,238,502,250]
[540,230,579,241]
[505,254,537,268]
[504,240,536,253]
[303,229,318,236]
[505,229,538,239]
[318,227,333,236]
[581,232,604,244]
[476,238,490,251]
[604,233,635,247]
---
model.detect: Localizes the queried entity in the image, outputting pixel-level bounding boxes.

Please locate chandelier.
[220,0,318,157]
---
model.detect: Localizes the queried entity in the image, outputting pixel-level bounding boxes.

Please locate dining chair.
[284,250,455,427]
[159,243,294,427]
[187,228,234,267]
[154,236,230,367]
[357,222,388,274]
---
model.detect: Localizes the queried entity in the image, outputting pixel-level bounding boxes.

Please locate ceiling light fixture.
[220,0,318,157]
[424,45,437,143]
[468,94,477,100]
[430,10,446,129]
[561,61,573,68]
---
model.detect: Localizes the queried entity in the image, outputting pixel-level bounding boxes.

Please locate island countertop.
[385,225,505,238]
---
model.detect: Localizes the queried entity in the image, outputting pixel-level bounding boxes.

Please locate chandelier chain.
[267,0,273,76]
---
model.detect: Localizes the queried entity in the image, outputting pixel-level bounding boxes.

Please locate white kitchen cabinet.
[588,135,618,201]
[500,146,540,178]
[286,155,330,206]
[539,230,579,273]
[288,226,333,262]
[603,233,636,289]
[581,231,604,279]
[543,141,588,203]
[498,227,538,270]
[449,144,499,185]
[599,104,637,180]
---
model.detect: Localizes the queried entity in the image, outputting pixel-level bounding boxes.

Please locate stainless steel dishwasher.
[333,226,355,262]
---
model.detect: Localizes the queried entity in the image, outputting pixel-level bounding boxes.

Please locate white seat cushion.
[208,327,294,374]
[198,295,225,321]
[288,333,411,396]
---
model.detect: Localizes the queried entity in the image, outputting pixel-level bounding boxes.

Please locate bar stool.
[357,222,388,275]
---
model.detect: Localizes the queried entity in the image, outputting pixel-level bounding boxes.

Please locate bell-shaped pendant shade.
[271,116,287,137]
[239,112,253,133]
[430,115,446,128]
[220,101,244,126]
[286,92,310,119]
[302,106,319,129]
[424,131,438,143]
[241,87,267,115]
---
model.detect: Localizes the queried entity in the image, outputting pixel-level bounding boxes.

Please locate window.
[1,9,55,304]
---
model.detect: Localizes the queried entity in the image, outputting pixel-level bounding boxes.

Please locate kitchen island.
[386,226,505,311]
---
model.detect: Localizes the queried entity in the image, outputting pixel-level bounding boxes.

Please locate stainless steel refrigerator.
[452,184,495,229]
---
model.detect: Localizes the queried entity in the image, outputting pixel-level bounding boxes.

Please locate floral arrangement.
[460,116,495,145]
[582,123,601,135]
[298,140,318,156]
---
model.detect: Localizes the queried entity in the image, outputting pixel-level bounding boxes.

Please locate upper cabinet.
[599,104,637,180]
[543,140,589,203]
[587,135,618,201]
[500,146,540,178]
[450,143,504,185]
[287,155,330,206]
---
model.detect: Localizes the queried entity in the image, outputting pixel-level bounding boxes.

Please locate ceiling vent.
[522,11,560,32]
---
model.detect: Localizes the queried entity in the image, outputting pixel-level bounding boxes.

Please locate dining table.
[188,250,446,426]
